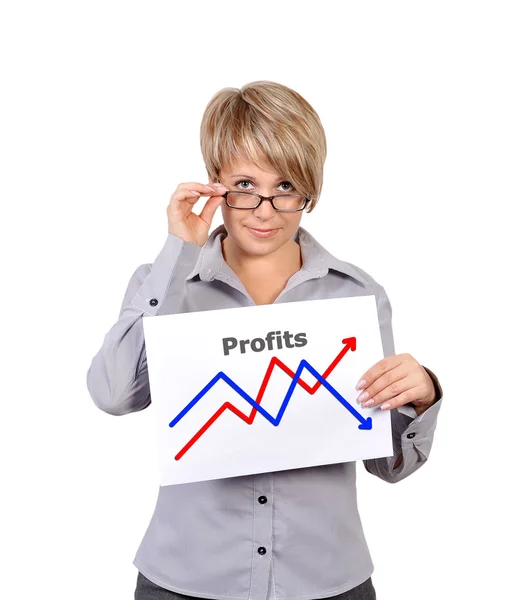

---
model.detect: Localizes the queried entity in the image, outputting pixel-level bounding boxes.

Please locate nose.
[253,198,276,220]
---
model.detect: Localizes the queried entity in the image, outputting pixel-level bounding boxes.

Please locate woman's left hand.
[355,353,437,416]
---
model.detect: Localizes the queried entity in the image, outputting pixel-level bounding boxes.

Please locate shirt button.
[257,547,267,555]
[407,432,416,439]
[258,496,267,504]
[149,298,158,307]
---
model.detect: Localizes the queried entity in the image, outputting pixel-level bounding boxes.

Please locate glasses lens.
[273,195,306,211]
[227,193,260,208]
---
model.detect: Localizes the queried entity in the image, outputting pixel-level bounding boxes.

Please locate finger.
[170,187,220,207]
[199,194,224,226]
[358,372,410,409]
[169,188,208,209]
[171,183,228,207]
[175,182,228,196]
[358,364,406,405]
[355,355,404,392]
[378,384,421,411]
[171,185,214,203]
[176,182,216,193]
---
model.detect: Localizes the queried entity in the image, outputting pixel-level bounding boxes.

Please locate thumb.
[199,194,224,228]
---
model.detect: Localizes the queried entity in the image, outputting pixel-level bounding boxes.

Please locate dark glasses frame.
[220,190,311,212]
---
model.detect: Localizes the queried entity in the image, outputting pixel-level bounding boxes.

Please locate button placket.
[250,474,273,597]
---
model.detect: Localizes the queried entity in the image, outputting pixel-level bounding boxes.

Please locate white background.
[1,1,525,598]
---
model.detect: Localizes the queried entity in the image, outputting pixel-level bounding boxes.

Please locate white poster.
[142,296,393,486]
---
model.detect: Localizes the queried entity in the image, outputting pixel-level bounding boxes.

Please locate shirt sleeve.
[86,234,201,416]
[362,286,443,483]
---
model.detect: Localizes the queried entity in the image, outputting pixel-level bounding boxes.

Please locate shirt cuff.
[400,397,442,459]
[386,398,442,480]
[131,234,202,316]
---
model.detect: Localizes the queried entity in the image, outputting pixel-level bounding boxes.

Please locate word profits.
[222,331,308,356]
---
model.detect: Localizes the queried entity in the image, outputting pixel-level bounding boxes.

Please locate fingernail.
[380,402,391,410]
[364,399,374,407]
[356,379,366,390]
[358,391,369,402]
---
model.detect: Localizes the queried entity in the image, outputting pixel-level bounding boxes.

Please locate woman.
[87,81,443,600]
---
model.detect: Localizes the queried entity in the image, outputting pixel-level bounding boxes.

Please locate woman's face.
[214,157,304,258]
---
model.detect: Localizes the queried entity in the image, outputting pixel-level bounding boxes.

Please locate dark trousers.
[135,571,376,600]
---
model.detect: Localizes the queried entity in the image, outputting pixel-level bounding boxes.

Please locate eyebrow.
[226,173,286,181]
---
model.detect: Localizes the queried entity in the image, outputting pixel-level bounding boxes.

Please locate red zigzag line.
[174,337,356,461]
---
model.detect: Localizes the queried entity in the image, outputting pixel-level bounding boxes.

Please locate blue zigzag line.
[169,359,373,431]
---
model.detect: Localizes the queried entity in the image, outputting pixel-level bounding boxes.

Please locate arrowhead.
[358,417,373,430]
[341,337,357,351]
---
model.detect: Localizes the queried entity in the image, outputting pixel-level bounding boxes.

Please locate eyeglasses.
[221,190,310,212]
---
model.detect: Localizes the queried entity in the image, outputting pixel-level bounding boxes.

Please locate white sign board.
[142,296,393,486]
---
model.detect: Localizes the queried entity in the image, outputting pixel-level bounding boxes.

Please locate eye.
[234,179,255,190]
[278,181,294,192]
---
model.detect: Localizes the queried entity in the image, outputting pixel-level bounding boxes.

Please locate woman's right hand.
[167,181,228,246]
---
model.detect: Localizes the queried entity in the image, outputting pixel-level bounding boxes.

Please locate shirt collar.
[186,225,369,287]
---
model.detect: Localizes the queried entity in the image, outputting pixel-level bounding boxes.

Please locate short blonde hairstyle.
[200,80,327,211]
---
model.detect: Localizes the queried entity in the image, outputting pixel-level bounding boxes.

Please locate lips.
[246,227,279,239]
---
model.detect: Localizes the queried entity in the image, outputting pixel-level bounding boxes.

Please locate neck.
[222,236,302,279]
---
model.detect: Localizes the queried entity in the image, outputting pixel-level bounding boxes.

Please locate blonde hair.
[200,80,327,212]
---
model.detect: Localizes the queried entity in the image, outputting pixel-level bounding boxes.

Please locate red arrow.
[175,337,356,460]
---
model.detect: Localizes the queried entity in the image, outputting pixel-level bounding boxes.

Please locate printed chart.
[143,296,394,485]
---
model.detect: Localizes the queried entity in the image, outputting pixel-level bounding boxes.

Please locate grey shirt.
[86,225,443,600]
